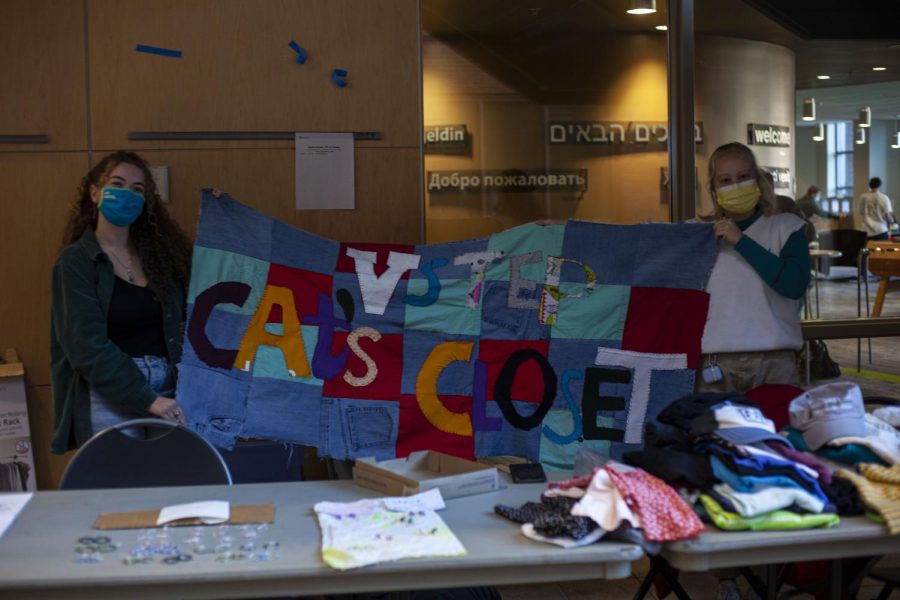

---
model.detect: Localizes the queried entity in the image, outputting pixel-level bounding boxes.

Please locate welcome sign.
[179,192,716,467]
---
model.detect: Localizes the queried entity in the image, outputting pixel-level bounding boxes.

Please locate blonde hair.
[705,142,776,219]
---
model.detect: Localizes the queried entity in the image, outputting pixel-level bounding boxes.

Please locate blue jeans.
[90,356,175,435]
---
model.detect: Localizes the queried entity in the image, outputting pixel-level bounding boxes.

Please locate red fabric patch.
[621,287,709,369]
[264,263,333,324]
[322,332,403,400]
[396,394,475,460]
[335,242,417,278]
[745,384,805,431]
[478,340,551,404]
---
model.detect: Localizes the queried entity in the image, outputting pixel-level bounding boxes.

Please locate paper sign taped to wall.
[295,132,355,210]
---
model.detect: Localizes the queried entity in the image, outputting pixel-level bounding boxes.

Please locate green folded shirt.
[699,494,840,531]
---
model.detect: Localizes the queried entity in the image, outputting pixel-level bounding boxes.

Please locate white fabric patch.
[347,248,420,315]
[593,347,687,444]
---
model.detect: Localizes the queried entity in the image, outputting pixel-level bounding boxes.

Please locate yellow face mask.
[716,179,760,214]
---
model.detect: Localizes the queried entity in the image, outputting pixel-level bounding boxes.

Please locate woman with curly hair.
[698,142,810,393]
[51,150,193,453]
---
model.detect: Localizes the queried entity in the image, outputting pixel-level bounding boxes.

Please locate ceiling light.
[816,75,830,80]
[872,67,887,71]
[802,98,816,121]
[656,25,667,31]
[859,106,872,127]
[813,123,825,142]
[855,125,866,145]
[626,0,656,15]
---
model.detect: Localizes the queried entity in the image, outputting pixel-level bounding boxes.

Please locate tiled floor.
[498,275,900,600]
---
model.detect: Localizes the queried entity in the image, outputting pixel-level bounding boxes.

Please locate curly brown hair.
[61,151,192,292]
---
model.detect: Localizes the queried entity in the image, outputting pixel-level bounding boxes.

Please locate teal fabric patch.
[485,222,565,282]
[551,283,630,340]
[188,246,270,315]
[251,323,323,386]
[539,411,611,471]
[404,278,482,335]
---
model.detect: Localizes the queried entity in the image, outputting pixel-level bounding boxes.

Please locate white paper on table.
[0,493,32,539]
[383,488,446,511]
[156,500,230,525]
[295,132,355,210]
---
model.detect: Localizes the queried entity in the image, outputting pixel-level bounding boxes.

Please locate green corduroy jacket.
[50,228,185,453]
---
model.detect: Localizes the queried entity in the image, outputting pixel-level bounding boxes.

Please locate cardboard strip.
[93,503,274,530]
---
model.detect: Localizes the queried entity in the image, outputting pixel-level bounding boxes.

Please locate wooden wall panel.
[0,0,87,150]
[26,385,73,490]
[0,153,90,387]
[139,148,422,243]
[88,0,421,150]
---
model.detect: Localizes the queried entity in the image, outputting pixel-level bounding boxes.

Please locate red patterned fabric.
[547,469,599,491]
[604,464,704,541]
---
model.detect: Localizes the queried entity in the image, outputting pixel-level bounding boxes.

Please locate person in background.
[50,151,193,453]
[764,172,816,243]
[855,177,895,240]
[798,185,840,221]
[698,142,810,394]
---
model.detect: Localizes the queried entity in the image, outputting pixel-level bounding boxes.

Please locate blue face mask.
[98,187,145,227]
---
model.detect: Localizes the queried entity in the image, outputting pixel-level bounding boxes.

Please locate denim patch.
[404,278,482,336]
[187,247,270,311]
[485,222,564,283]
[400,330,478,396]
[331,272,406,335]
[196,191,273,261]
[412,237,490,280]
[271,220,341,275]
[318,397,400,460]
[182,304,251,369]
[177,363,249,450]
[479,279,551,341]
[560,221,638,286]
[539,412,612,471]
[243,377,322,446]
[551,282,630,340]
[546,338,620,409]
[251,323,323,385]
[585,354,695,461]
[473,400,544,462]
[633,222,717,290]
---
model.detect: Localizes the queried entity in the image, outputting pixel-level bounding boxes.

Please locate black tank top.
[107,276,168,358]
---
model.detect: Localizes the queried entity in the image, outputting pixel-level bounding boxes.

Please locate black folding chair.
[59,418,232,490]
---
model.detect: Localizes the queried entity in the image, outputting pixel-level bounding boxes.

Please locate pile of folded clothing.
[625,389,862,531]
[785,381,900,533]
[493,461,704,552]
[786,381,899,467]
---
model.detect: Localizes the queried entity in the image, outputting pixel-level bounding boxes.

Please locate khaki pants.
[695,349,800,394]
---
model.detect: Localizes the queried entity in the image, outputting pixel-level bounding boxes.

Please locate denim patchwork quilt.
[178,191,717,467]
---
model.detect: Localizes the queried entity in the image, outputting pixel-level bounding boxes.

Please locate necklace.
[107,248,137,284]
